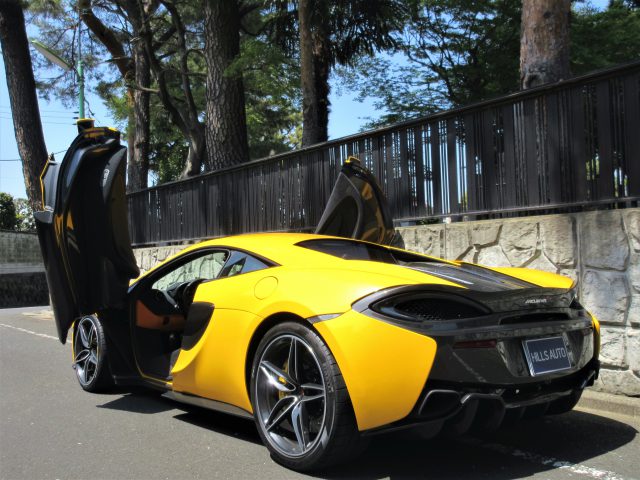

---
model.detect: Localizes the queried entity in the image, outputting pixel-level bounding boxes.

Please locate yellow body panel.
[491,266,575,289]
[171,308,261,412]
[132,232,591,431]
[315,311,438,431]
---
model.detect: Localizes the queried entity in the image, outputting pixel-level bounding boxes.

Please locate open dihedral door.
[35,123,139,343]
[315,157,403,247]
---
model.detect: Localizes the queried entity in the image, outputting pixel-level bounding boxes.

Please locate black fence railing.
[128,61,640,246]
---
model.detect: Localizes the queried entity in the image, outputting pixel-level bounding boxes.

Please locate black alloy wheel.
[250,321,363,471]
[73,315,113,392]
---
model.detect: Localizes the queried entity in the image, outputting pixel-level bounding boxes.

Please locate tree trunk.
[0,0,48,211]
[298,0,330,146]
[127,37,150,191]
[203,0,249,171]
[520,0,571,89]
[181,129,206,178]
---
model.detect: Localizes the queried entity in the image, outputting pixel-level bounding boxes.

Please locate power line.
[0,149,68,162]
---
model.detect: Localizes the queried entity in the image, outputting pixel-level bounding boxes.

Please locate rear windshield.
[296,239,437,264]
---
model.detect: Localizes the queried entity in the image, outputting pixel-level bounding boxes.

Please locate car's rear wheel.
[73,315,113,392]
[250,321,362,471]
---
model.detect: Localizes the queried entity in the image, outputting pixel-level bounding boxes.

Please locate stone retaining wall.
[0,231,47,308]
[132,208,640,396]
[398,208,639,396]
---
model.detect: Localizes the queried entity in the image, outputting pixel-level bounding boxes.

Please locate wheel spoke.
[74,349,90,365]
[260,361,296,392]
[265,396,296,432]
[87,325,96,348]
[290,401,309,451]
[287,337,299,383]
[300,383,325,403]
[78,323,89,348]
[88,350,98,368]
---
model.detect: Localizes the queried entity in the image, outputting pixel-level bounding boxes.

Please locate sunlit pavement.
[1,306,638,480]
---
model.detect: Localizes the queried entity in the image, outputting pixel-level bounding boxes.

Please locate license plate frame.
[522,335,572,376]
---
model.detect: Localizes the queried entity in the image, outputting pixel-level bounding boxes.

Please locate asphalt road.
[1,306,638,480]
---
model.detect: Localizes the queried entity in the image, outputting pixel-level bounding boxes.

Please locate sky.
[0,51,377,200]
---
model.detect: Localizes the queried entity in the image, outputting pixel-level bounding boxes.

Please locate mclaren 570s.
[35,123,600,471]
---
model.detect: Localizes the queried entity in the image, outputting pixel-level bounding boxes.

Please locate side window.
[220,251,270,278]
[152,250,229,290]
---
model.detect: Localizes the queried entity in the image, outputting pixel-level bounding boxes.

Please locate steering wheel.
[166,279,204,315]
[181,279,205,314]
[152,288,181,312]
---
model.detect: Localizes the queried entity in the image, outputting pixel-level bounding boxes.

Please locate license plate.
[522,336,571,376]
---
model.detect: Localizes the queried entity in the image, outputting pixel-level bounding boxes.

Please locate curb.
[578,390,640,419]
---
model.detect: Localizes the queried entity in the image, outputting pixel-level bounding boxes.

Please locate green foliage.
[339,0,640,130]
[0,193,17,230]
[14,198,36,231]
[572,0,640,74]
[149,104,190,184]
[337,0,521,129]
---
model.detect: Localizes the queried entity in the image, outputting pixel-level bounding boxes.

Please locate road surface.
[1,306,638,480]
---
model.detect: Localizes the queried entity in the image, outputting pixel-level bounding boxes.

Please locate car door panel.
[35,127,139,343]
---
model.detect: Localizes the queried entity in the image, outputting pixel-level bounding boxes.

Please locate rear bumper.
[315,306,598,433]
[365,358,599,436]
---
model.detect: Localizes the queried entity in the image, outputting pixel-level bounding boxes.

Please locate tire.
[250,321,363,471]
[72,315,113,392]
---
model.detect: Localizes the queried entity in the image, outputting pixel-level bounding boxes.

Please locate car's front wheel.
[250,321,362,471]
[73,315,113,392]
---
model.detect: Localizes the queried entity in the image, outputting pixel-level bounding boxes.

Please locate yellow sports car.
[35,125,600,471]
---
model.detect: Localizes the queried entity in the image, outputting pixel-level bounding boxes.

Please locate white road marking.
[0,323,58,341]
[461,437,632,480]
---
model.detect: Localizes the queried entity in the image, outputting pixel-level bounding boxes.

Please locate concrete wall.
[133,209,640,396]
[398,208,640,396]
[0,231,48,307]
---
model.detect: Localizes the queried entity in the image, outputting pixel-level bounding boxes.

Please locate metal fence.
[128,61,640,246]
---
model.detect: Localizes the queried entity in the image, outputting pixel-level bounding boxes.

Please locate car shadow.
[172,407,262,446]
[92,392,637,479]
[96,391,176,414]
[317,410,638,479]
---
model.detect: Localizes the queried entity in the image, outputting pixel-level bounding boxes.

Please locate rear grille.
[500,313,569,325]
[392,298,485,321]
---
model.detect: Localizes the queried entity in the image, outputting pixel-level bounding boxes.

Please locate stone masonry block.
[581,211,629,271]
[500,221,537,266]
[525,252,557,273]
[470,223,500,247]
[629,254,640,293]
[627,328,640,373]
[582,270,629,325]
[593,369,640,396]
[397,227,418,252]
[540,215,575,266]
[444,224,470,260]
[459,247,476,264]
[629,295,640,327]
[477,245,511,267]
[599,327,627,368]
[416,226,444,258]
[623,209,640,252]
